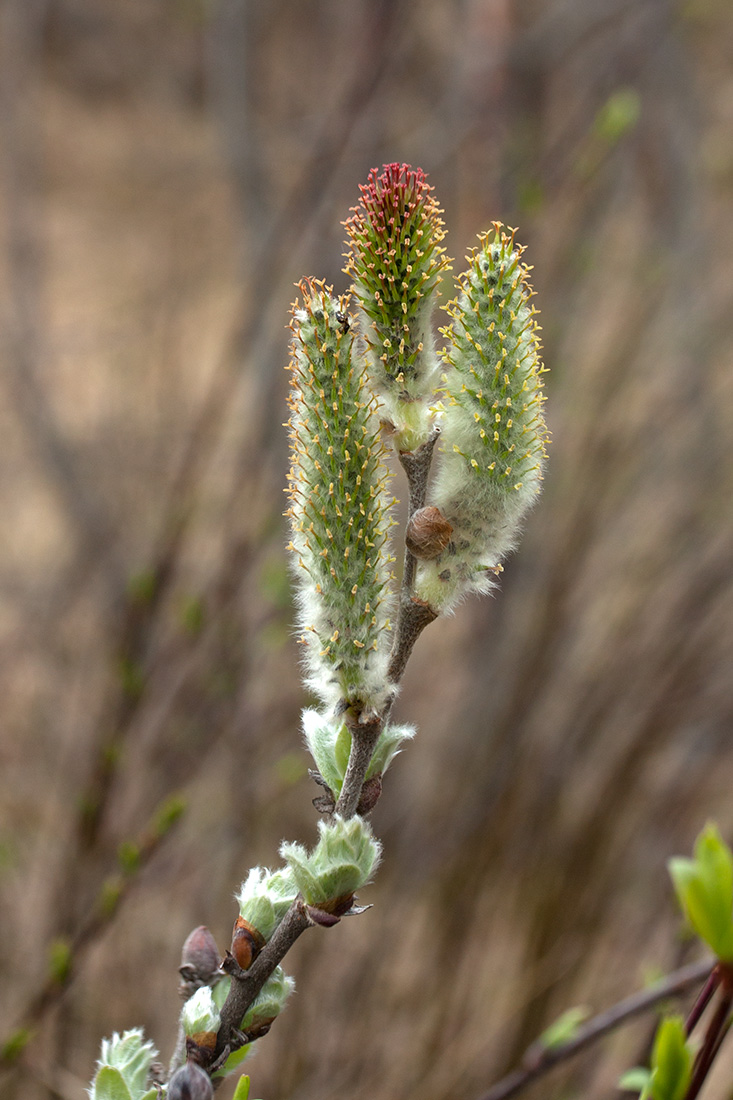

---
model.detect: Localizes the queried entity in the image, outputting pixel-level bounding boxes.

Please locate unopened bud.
[179,926,220,996]
[406,506,453,560]
[231,916,266,971]
[168,1061,213,1100]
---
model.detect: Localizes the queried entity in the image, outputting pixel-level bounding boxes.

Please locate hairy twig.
[475,958,714,1100]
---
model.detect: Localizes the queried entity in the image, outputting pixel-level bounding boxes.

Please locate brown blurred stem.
[474,958,713,1100]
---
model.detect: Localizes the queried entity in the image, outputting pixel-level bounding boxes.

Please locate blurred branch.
[476,958,713,1100]
[0,0,123,597]
[0,795,185,1074]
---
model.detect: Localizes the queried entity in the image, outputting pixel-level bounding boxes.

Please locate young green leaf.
[668,822,733,960]
[618,1066,653,1099]
[281,815,381,911]
[538,1005,589,1051]
[231,1077,250,1100]
[91,1067,133,1100]
[649,1016,694,1100]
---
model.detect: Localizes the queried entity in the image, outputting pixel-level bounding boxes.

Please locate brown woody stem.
[207,900,311,1072]
[334,710,384,819]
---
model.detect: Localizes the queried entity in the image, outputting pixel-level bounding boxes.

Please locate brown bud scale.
[231,915,266,971]
[190,1030,217,1051]
[405,506,453,559]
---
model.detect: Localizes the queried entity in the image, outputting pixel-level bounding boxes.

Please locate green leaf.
[619,1067,653,1098]
[1,1027,33,1063]
[669,823,733,959]
[97,876,123,917]
[47,937,72,984]
[212,1044,251,1079]
[593,88,641,144]
[538,1005,590,1050]
[118,841,141,875]
[650,1016,693,1100]
[152,793,186,837]
[92,1066,133,1100]
[140,1092,158,1100]
[231,1075,251,1100]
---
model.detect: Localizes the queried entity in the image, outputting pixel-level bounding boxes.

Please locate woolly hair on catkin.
[415,225,548,614]
[286,279,395,711]
[344,163,451,452]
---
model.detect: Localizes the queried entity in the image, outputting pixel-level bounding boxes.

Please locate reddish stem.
[685,987,733,1100]
[685,965,720,1035]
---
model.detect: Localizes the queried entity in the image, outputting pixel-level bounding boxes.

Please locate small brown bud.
[180,926,220,986]
[231,916,266,971]
[168,1061,214,1100]
[405,506,453,559]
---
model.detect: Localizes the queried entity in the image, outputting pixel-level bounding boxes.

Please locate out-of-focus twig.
[475,958,713,1100]
[0,0,123,598]
[0,795,185,1073]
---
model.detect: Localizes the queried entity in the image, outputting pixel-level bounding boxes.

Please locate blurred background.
[1,1,733,1098]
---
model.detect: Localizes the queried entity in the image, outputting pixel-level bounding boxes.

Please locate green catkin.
[344,163,451,452]
[415,225,549,613]
[286,279,394,711]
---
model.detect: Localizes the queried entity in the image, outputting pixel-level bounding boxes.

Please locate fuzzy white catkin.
[415,226,548,613]
[286,279,395,711]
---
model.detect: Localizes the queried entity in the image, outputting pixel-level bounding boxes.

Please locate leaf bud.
[168,1061,214,1100]
[89,1028,158,1100]
[235,866,298,942]
[303,709,414,800]
[405,506,453,560]
[280,815,381,912]
[180,986,221,1052]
